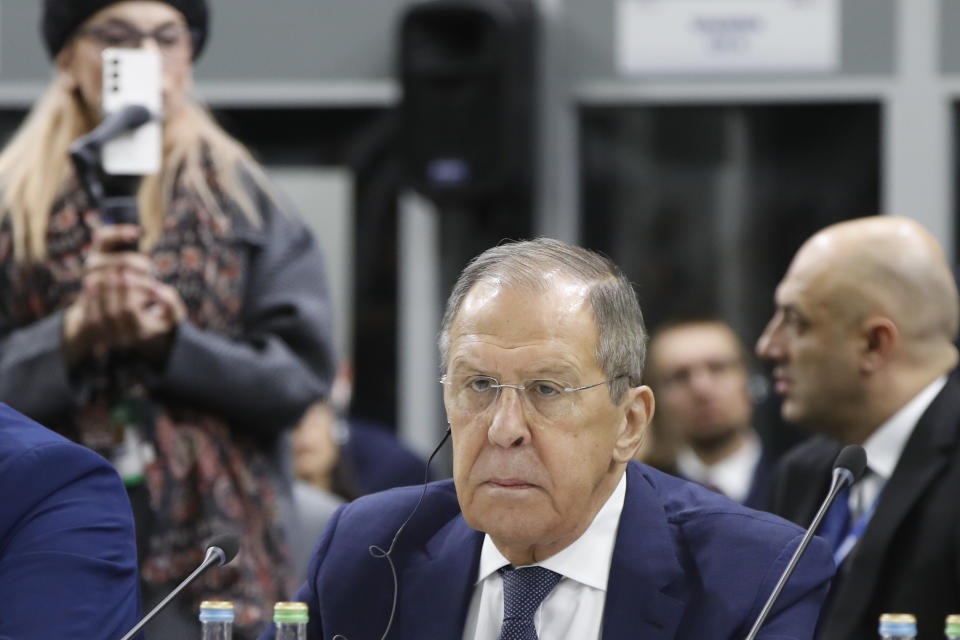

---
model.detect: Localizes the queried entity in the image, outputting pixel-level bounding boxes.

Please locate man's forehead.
[663,322,738,349]
[654,324,739,367]
[456,277,593,324]
[776,246,834,308]
[448,278,600,366]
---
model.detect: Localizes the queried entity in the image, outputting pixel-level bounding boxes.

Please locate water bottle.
[946,614,960,639]
[273,602,309,640]
[879,613,917,639]
[199,600,234,640]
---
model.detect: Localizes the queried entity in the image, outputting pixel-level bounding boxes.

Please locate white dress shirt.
[849,376,947,519]
[675,432,762,504]
[461,472,627,640]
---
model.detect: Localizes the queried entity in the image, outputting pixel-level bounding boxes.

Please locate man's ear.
[613,385,654,463]
[859,316,898,374]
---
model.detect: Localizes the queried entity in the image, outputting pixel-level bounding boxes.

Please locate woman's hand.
[62,224,186,367]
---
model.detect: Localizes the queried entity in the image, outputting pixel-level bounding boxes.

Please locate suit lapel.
[827,376,960,638]
[398,515,483,638]
[602,463,687,640]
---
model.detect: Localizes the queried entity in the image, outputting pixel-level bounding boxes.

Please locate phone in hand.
[101,47,161,176]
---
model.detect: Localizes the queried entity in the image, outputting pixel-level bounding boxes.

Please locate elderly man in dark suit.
[757,216,960,639]
[263,238,834,640]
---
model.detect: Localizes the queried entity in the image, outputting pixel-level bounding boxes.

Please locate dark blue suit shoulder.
[328,479,462,550]
[632,461,808,561]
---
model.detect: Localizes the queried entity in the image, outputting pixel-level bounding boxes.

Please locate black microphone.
[69,104,155,209]
[73,104,153,153]
[118,533,240,640]
[743,444,867,640]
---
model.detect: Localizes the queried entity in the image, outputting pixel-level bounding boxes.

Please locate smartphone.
[101,48,162,176]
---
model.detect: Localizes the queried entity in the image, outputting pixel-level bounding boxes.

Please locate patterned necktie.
[497,566,563,640]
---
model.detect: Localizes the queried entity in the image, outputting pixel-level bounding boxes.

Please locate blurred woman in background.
[0,1,335,636]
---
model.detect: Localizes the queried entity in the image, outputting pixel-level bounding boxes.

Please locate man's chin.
[780,399,824,432]
[463,495,549,538]
[689,427,740,452]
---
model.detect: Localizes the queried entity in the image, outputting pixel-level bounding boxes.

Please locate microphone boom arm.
[743,469,848,640]
[117,539,235,640]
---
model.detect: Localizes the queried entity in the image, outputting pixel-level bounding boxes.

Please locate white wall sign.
[617,0,840,74]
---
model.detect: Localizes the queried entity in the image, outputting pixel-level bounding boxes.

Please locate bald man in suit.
[758,216,960,639]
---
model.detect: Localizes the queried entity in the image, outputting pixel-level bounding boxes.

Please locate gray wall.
[0,0,413,85]
[0,0,895,86]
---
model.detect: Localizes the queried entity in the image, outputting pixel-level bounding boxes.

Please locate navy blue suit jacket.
[262,461,832,640]
[0,404,140,639]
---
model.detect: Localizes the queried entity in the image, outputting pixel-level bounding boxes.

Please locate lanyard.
[834,490,881,566]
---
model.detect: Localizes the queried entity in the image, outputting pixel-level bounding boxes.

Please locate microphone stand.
[118,545,228,640]
[743,466,854,640]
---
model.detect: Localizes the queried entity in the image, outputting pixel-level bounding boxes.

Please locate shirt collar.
[474,471,628,592]
[675,432,762,503]
[861,375,947,480]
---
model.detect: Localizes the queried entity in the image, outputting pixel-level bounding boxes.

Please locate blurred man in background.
[757,216,960,639]
[646,318,775,510]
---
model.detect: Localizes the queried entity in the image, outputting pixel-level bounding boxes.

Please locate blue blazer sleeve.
[0,438,141,640]
[749,532,833,639]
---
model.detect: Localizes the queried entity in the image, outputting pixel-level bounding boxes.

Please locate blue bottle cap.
[199,601,235,623]
[878,613,916,636]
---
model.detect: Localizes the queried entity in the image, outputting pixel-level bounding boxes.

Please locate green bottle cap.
[274,602,308,624]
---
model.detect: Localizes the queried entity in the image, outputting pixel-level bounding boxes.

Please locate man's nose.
[687,366,715,393]
[756,321,780,360]
[487,387,529,448]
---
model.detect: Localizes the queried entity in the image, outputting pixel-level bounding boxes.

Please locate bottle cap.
[879,613,916,636]
[947,614,960,636]
[199,601,234,623]
[274,601,309,624]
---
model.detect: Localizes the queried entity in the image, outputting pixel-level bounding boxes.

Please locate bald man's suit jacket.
[773,371,960,640]
[261,461,833,640]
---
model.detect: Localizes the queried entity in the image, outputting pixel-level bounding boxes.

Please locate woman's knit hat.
[42,0,209,59]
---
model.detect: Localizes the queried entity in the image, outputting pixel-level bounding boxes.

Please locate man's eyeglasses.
[76,23,196,60]
[659,357,743,390]
[440,374,625,420]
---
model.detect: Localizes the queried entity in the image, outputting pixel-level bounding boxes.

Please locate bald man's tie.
[820,485,852,561]
[498,566,563,640]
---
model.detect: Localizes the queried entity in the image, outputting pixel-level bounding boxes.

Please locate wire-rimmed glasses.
[76,22,197,61]
[440,374,625,419]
